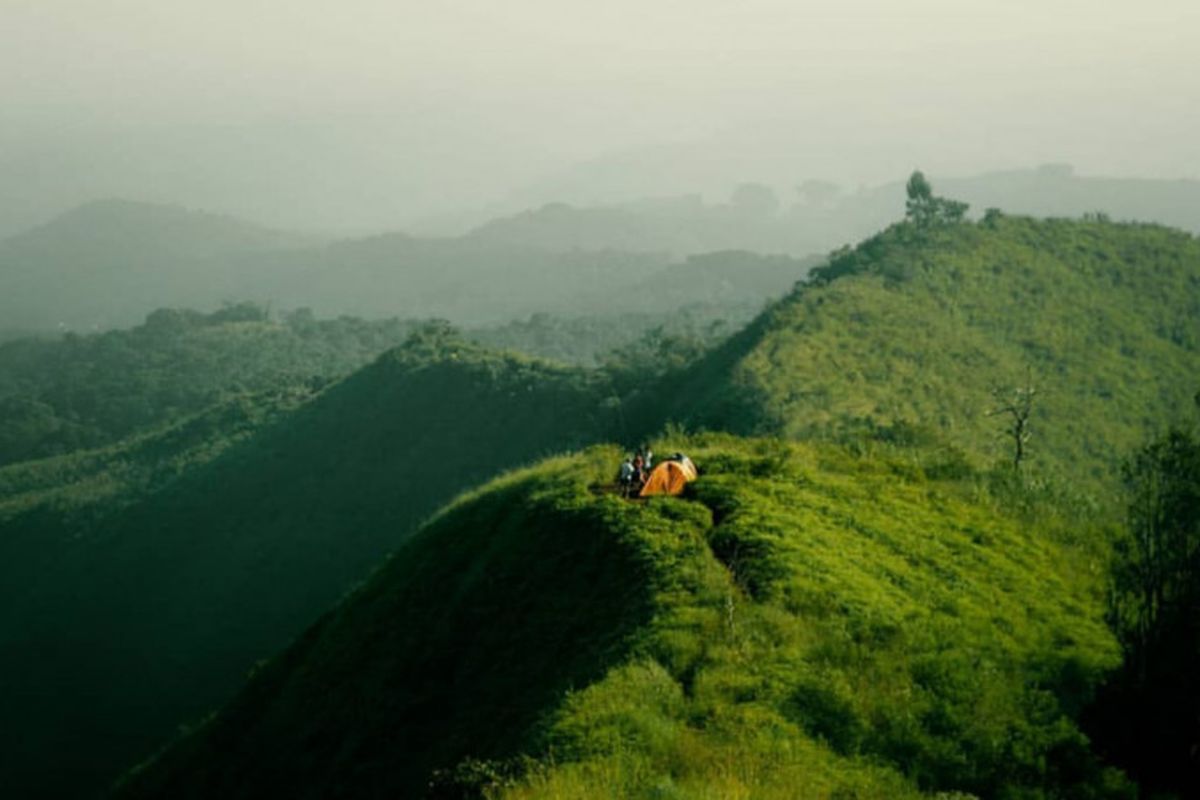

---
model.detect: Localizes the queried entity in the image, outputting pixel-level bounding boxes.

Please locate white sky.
[2,0,1198,228]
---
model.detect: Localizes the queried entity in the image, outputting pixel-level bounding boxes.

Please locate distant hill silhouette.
[0,200,311,331]
[481,166,1200,257]
[0,201,814,332]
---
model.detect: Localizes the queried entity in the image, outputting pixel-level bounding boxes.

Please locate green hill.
[0,327,619,799]
[653,215,1200,495]
[9,207,1199,797]
[115,434,1127,799]
[0,304,419,466]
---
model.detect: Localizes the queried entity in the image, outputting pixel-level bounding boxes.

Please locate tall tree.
[1094,419,1200,797]
[905,170,969,226]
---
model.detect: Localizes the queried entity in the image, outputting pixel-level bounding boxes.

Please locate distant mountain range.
[0,199,812,332]
[4,165,1198,333]
[475,164,1200,256]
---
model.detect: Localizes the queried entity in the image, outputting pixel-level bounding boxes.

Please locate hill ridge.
[114,435,1124,799]
[651,214,1200,494]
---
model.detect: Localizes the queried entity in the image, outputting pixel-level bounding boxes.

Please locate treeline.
[1088,404,1200,797]
[0,303,419,465]
[0,298,770,468]
[469,304,747,367]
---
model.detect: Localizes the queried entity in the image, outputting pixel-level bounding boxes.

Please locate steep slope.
[655,215,1200,493]
[116,435,1125,799]
[0,329,619,799]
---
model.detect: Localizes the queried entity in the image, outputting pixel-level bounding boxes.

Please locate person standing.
[618,457,636,497]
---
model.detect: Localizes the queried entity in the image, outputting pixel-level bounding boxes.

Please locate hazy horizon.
[3,1,1198,234]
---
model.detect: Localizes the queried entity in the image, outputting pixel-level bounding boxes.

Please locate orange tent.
[639,458,698,497]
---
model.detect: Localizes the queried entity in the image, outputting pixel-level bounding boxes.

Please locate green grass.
[116,434,1129,799]
[651,216,1200,501]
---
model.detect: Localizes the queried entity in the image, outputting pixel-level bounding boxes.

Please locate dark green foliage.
[8,208,1199,798]
[114,453,671,799]
[1112,428,1200,661]
[0,328,619,799]
[469,305,746,368]
[0,304,419,466]
[1089,425,1200,797]
[906,171,970,226]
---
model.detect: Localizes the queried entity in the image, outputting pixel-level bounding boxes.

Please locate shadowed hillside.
[116,435,1128,799]
[0,327,618,799]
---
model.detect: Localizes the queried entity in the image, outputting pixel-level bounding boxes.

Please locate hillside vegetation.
[7,204,1198,796]
[655,215,1200,494]
[0,327,619,800]
[0,304,419,466]
[117,434,1127,799]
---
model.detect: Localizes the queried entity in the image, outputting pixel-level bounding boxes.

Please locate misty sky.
[2,0,1197,233]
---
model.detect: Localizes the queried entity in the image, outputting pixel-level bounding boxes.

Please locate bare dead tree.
[988,374,1037,471]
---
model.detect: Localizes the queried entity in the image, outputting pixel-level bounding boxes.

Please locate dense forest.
[0,295,767,469]
[0,304,419,465]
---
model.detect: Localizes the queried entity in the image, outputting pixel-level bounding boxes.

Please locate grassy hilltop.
[654,215,1200,492]
[117,435,1127,799]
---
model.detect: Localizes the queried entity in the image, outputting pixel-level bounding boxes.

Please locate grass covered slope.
[0,328,617,800]
[663,216,1200,489]
[118,435,1124,799]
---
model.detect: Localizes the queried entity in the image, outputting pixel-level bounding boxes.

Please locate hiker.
[617,457,636,497]
[632,454,646,488]
[641,445,654,470]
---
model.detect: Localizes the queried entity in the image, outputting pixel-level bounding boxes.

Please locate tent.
[639,458,698,497]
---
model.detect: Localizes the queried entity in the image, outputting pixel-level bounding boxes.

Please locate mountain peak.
[8,198,301,254]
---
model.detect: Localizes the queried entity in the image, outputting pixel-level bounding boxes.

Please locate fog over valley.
[3,0,1198,235]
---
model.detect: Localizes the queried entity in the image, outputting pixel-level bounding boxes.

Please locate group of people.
[617,446,654,497]
[618,447,698,497]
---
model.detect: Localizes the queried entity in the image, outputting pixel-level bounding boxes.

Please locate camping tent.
[639,458,698,497]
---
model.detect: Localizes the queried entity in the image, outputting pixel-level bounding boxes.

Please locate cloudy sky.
[2,0,1197,232]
